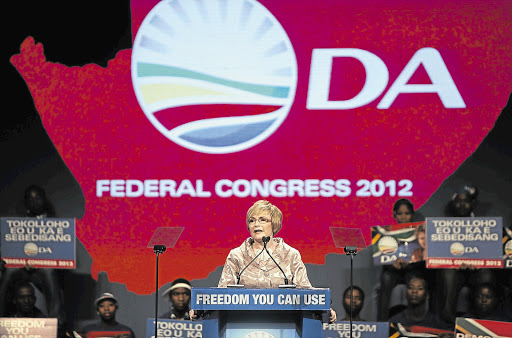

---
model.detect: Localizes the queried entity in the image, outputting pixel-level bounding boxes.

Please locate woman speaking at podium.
[217,199,312,289]
[205,199,337,323]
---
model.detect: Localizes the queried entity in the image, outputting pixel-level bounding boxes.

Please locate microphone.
[262,237,295,288]
[230,242,266,287]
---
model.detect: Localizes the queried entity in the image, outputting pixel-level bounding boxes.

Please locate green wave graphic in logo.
[131,0,298,154]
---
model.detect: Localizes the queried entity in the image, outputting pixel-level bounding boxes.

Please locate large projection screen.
[3,0,512,295]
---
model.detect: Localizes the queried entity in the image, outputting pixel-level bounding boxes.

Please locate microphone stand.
[153,245,167,338]
[344,246,357,338]
[234,244,266,287]
[262,236,294,288]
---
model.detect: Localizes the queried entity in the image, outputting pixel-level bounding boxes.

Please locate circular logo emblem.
[450,242,465,256]
[24,242,38,256]
[378,236,399,255]
[132,0,298,154]
[505,239,512,258]
[243,331,276,338]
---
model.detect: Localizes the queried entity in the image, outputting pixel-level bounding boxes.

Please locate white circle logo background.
[131,0,298,154]
[450,242,465,256]
[243,331,276,338]
[378,236,399,255]
[24,242,38,257]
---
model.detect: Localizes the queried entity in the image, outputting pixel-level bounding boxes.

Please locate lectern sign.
[192,287,329,337]
[192,288,330,311]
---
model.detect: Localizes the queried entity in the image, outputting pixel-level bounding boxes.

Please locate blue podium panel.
[191,288,330,338]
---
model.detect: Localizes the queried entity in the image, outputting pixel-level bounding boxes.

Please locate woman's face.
[417,231,426,249]
[394,205,413,224]
[248,210,273,243]
[406,278,427,305]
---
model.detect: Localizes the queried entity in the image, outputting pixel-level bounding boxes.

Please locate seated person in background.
[193,200,336,322]
[160,278,191,320]
[389,273,448,330]
[437,184,496,324]
[9,281,46,318]
[81,293,135,338]
[341,285,365,321]
[463,283,508,321]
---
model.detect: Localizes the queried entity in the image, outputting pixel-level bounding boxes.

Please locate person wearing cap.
[192,200,336,323]
[160,278,191,320]
[81,292,135,338]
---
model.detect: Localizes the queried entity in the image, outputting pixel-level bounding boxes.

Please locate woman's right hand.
[189,309,198,320]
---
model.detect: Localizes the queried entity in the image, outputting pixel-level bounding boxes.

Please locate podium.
[191,287,330,338]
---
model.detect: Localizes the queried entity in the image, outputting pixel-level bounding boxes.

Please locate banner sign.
[146,319,202,338]
[0,318,58,337]
[426,217,503,269]
[1,217,76,269]
[371,222,424,266]
[10,0,512,293]
[504,227,512,269]
[191,287,330,311]
[455,318,512,338]
[323,321,389,338]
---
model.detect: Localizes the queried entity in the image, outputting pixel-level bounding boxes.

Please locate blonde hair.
[246,200,283,235]
[414,222,426,237]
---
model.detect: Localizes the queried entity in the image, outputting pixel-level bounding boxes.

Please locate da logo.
[131,0,297,154]
[378,236,399,255]
[24,242,38,256]
[450,242,465,256]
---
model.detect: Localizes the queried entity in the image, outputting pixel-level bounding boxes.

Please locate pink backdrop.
[10,0,512,294]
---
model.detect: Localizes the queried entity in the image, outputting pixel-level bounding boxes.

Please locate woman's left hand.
[329,308,337,323]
